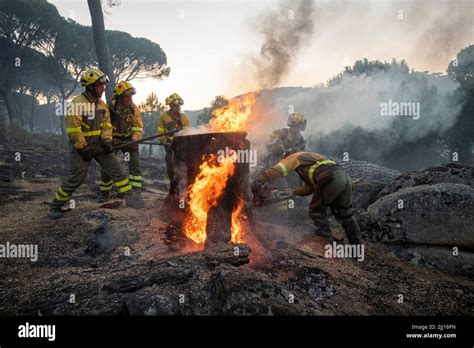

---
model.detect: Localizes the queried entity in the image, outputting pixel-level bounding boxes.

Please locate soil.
[0,146,472,315]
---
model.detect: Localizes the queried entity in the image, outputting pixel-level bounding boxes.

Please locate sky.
[49,0,474,110]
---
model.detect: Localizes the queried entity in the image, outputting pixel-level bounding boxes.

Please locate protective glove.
[77,146,92,161]
[250,178,266,205]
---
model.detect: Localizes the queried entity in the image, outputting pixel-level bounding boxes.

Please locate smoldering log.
[171,132,250,246]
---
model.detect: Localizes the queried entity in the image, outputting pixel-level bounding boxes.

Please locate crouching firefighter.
[48,68,140,220]
[251,151,362,244]
[157,93,190,194]
[98,81,144,204]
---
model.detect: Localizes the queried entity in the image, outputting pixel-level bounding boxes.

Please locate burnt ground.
[0,145,473,315]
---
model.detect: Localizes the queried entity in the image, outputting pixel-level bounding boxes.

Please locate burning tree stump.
[172,131,250,247]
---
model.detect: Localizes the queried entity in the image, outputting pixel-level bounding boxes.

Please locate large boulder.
[378,163,474,198]
[359,183,474,276]
[352,179,386,209]
[360,183,474,249]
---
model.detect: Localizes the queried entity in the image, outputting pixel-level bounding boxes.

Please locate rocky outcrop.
[359,183,474,276]
[378,163,474,197]
[361,183,474,248]
[352,179,386,209]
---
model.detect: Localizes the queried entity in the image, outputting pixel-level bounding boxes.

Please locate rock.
[360,183,474,249]
[359,183,474,276]
[352,179,385,209]
[378,163,474,198]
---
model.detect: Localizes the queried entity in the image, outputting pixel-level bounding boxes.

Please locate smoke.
[238,0,472,170]
[252,0,316,89]
[233,0,472,94]
[248,68,466,170]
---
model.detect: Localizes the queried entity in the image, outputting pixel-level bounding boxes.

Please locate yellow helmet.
[287,112,306,129]
[80,68,110,87]
[165,93,183,106]
[113,80,136,96]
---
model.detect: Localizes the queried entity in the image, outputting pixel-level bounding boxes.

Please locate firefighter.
[48,68,139,220]
[251,151,362,244]
[157,93,190,194]
[98,81,144,203]
[263,112,307,167]
[262,112,308,225]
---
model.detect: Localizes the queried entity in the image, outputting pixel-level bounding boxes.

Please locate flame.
[231,196,246,243]
[183,154,236,245]
[183,92,256,245]
[209,92,256,132]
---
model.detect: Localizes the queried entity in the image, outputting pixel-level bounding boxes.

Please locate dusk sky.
[50,0,473,109]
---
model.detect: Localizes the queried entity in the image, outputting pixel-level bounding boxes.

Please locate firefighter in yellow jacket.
[263,112,307,168]
[157,93,190,193]
[251,151,362,244]
[48,68,138,219]
[98,81,144,202]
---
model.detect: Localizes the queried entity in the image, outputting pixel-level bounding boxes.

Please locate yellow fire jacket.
[262,152,336,196]
[108,99,143,142]
[65,93,113,150]
[156,110,190,143]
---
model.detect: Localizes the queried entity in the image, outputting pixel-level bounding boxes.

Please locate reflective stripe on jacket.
[156,110,190,143]
[65,93,112,149]
[108,100,143,141]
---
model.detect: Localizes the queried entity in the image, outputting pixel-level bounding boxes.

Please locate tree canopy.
[0,0,170,132]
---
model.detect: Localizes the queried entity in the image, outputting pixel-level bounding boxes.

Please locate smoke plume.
[253,0,316,89]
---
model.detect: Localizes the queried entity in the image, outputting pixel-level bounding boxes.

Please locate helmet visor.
[97,75,110,85]
[123,87,137,96]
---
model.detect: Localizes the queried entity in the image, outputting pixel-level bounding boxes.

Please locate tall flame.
[231,196,246,244]
[183,154,236,244]
[183,92,256,245]
[209,93,256,132]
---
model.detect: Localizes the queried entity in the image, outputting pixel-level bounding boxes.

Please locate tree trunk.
[47,96,53,134]
[0,91,14,125]
[1,90,23,126]
[29,90,36,132]
[87,0,116,102]
[59,94,67,137]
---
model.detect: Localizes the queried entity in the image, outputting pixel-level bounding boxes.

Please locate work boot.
[312,217,335,242]
[97,191,110,203]
[48,205,63,220]
[125,192,145,209]
[314,228,335,243]
[342,216,362,244]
